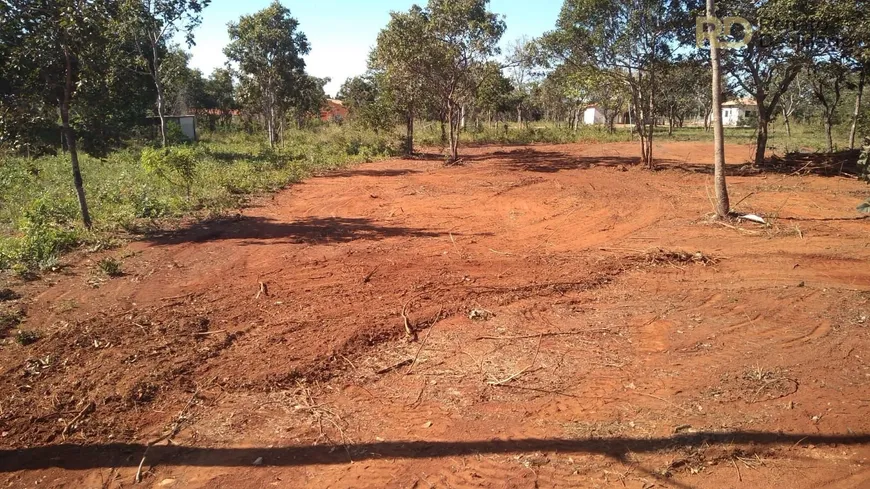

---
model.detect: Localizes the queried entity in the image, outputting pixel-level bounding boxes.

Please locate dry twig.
[406,305,443,375]
[487,334,543,386]
[135,388,200,483]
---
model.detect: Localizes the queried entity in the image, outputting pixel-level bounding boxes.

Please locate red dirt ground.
[1,141,869,489]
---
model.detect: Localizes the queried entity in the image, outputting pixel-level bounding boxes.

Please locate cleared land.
[1,141,869,488]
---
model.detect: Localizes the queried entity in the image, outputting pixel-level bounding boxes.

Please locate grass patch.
[0,126,397,273]
[97,257,124,277]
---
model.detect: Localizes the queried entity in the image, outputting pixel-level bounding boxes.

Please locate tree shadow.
[669,150,861,177]
[0,432,866,472]
[466,148,680,173]
[146,216,459,246]
[324,168,422,178]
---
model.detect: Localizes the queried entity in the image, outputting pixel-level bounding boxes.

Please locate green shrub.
[141,146,199,198]
[0,199,80,271]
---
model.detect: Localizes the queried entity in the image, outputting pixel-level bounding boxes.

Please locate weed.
[0,310,23,330]
[15,329,39,346]
[98,257,123,277]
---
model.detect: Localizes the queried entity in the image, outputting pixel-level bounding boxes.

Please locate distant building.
[146,115,197,141]
[722,99,757,126]
[321,99,349,122]
[583,105,607,125]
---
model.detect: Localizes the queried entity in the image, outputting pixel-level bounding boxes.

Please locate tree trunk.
[708,0,730,218]
[447,101,460,162]
[405,111,414,156]
[150,39,167,148]
[782,106,792,139]
[516,106,522,124]
[754,110,769,167]
[824,116,834,153]
[849,69,865,150]
[61,47,92,229]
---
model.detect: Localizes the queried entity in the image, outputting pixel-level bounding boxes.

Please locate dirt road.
[1,141,869,488]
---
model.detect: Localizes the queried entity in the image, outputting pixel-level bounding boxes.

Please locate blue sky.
[187,0,564,97]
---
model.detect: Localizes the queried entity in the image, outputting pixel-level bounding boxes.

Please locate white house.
[722,99,757,127]
[583,105,607,125]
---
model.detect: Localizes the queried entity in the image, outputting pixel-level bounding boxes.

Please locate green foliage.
[224,1,311,147]
[0,127,397,272]
[141,146,199,197]
[14,329,39,346]
[98,257,123,277]
[859,137,870,183]
[858,137,870,214]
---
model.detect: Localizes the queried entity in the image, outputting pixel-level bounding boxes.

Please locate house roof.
[722,98,757,107]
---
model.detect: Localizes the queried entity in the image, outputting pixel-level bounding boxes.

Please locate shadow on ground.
[0,432,866,471]
[324,168,422,178]
[468,148,678,173]
[146,216,459,246]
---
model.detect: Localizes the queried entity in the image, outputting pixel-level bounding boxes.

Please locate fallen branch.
[135,388,200,484]
[491,384,580,398]
[62,401,95,440]
[406,305,443,375]
[632,391,692,416]
[255,282,268,300]
[487,334,543,386]
[375,359,413,375]
[476,328,611,341]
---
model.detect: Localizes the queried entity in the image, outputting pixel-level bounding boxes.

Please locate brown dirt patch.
[1,141,869,488]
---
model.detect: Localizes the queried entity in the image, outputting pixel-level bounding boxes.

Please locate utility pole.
[708,0,730,218]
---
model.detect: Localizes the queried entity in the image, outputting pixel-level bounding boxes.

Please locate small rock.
[253,457,264,466]
[422,421,433,428]
[158,479,176,487]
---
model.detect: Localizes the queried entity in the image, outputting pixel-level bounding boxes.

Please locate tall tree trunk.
[516,106,522,124]
[447,101,460,161]
[150,39,167,148]
[782,106,792,139]
[754,109,769,167]
[405,111,414,156]
[61,47,92,229]
[708,0,730,218]
[824,115,834,153]
[850,69,865,150]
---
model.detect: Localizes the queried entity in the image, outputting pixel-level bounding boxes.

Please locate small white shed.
[722,99,757,127]
[583,106,607,125]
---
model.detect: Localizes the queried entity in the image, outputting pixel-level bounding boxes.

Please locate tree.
[427,0,506,161]
[370,5,437,155]
[225,1,310,148]
[475,63,515,125]
[287,74,328,129]
[808,61,850,153]
[702,0,729,218]
[506,36,538,124]
[205,68,237,127]
[122,0,210,147]
[338,74,395,132]
[543,0,683,168]
[719,0,818,166]
[778,71,812,141]
[0,0,128,228]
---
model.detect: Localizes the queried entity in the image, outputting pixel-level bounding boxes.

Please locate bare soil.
[1,141,869,489]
